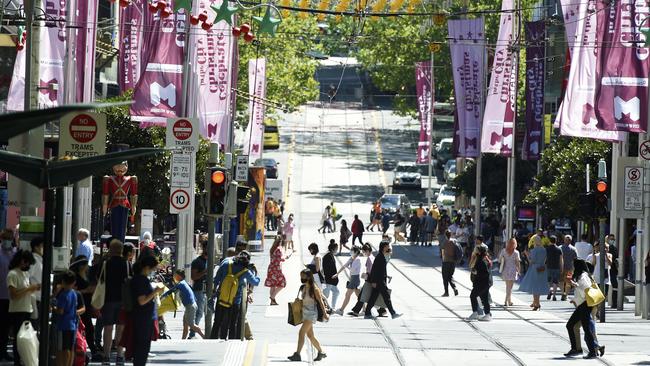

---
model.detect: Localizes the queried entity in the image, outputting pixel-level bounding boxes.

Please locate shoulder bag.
[91,262,107,310]
[288,287,303,326]
[585,278,605,307]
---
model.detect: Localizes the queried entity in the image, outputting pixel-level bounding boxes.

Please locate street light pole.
[427,50,434,207]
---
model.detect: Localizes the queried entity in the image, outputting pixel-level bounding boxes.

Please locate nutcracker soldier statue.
[102,162,138,242]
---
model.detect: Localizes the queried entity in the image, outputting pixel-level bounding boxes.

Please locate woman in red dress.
[265,236,290,305]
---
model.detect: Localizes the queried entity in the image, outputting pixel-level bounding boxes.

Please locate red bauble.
[161,7,172,18]
[148,2,158,12]
[190,15,200,25]
[198,11,208,22]
[240,23,251,34]
[157,0,167,10]
[232,27,242,37]
[17,44,24,51]
[201,22,213,30]
[243,32,255,43]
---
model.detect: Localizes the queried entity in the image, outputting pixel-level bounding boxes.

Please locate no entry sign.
[166,118,198,153]
[59,112,107,158]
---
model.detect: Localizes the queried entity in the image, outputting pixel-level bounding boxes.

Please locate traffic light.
[577,192,595,219]
[594,177,608,217]
[207,167,228,215]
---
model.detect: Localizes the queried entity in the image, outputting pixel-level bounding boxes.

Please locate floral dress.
[499,249,520,281]
[264,247,286,288]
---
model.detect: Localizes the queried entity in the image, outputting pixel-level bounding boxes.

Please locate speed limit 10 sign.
[170,189,191,213]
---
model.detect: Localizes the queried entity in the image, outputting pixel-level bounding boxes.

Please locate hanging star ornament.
[253,7,281,36]
[211,0,240,26]
[174,0,192,12]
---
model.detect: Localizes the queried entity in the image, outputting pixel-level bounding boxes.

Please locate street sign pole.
[642,133,650,319]
[205,143,219,338]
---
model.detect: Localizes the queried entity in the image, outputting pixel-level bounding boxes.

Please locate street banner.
[480,0,517,156]
[554,0,580,128]
[557,0,623,141]
[243,58,267,160]
[448,18,485,158]
[76,0,99,102]
[131,4,186,126]
[118,0,146,92]
[7,0,67,110]
[594,0,649,133]
[522,21,545,161]
[415,61,433,163]
[188,0,237,147]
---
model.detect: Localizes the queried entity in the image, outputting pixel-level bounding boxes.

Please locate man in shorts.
[163,269,205,339]
[545,235,563,301]
[560,235,577,301]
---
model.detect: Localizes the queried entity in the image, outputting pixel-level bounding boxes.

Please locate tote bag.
[288,298,303,326]
[586,279,605,307]
[91,262,107,309]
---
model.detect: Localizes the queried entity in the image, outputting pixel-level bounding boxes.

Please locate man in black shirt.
[546,236,563,301]
[101,240,129,363]
[190,241,209,338]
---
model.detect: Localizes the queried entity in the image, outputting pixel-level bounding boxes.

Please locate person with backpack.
[162,269,205,339]
[287,269,328,362]
[467,245,493,321]
[499,238,521,306]
[441,230,460,297]
[211,251,260,340]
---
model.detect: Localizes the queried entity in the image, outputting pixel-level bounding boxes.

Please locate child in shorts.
[54,270,79,366]
[163,269,205,339]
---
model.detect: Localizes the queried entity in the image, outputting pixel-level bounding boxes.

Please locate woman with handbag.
[518,236,548,310]
[307,243,324,289]
[564,259,604,359]
[499,238,521,307]
[288,269,328,362]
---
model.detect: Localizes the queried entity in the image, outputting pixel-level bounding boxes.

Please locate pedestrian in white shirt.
[332,246,362,315]
[28,237,44,321]
[75,228,94,264]
[586,242,612,300]
[575,234,593,260]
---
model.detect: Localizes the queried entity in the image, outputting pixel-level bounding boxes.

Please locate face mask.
[1,240,12,249]
[300,278,307,283]
[385,253,391,262]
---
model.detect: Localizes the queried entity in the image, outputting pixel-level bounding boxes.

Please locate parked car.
[443,160,457,182]
[435,138,453,169]
[435,184,456,210]
[254,158,279,179]
[379,193,412,220]
[392,161,422,189]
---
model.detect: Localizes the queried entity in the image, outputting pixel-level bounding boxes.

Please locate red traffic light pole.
[596,159,608,322]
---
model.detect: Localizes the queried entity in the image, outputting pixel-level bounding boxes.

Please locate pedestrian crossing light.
[594,159,608,217]
[207,167,228,215]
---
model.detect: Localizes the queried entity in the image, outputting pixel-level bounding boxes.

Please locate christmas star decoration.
[174,0,192,12]
[253,8,281,36]
[211,0,240,26]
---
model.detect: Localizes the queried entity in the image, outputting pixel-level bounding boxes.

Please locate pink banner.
[448,18,484,158]
[7,0,67,111]
[557,0,623,141]
[480,0,517,156]
[244,58,267,160]
[188,0,237,148]
[415,61,432,163]
[594,0,649,133]
[118,0,146,92]
[554,0,581,128]
[131,4,186,126]
[76,0,98,102]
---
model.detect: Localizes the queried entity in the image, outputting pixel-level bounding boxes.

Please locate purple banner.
[118,0,146,92]
[558,0,623,141]
[131,3,186,126]
[594,0,649,133]
[188,0,237,148]
[522,21,545,161]
[7,0,67,111]
[480,0,517,156]
[448,18,485,158]
[415,61,433,163]
[75,0,98,102]
[243,58,267,160]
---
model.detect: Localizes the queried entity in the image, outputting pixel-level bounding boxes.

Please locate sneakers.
[391,313,403,319]
[453,288,459,296]
[583,351,599,359]
[561,294,567,301]
[466,312,479,321]
[563,349,582,357]
[478,314,492,322]
[288,352,302,361]
[547,292,552,300]
[314,352,327,361]
[441,293,449,297]
[335,309,344,316]
[598,346,606,357]
[552,295,557,301]
[347,311,359,317]
[364,314,375,319]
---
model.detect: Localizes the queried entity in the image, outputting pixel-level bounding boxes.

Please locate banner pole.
[427,51,434,208]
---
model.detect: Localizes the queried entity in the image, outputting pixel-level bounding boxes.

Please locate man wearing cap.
[102,162,138,242]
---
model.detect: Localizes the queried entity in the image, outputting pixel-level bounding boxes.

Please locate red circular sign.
[170,189,190,211]
[640,140,650,161]
[172,119,193,141]
[628,168,641,181]
[69,114,97,143]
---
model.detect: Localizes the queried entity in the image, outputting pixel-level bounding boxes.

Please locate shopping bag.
[17,320,38,366]
[288,299,303,326]
[359,282,391,308]
[91,262,106,309]
[586,280,605,307]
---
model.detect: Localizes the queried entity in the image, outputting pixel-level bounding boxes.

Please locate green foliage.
[454,155,536,209]
[95,92,210,228]
[523,137,612,219]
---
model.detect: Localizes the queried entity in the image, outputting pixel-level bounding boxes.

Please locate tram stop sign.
[59,112,107,158]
